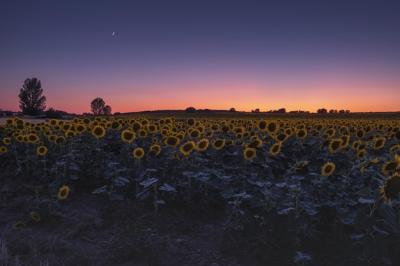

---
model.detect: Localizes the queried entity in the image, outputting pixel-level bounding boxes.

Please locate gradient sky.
[1,0,399,113]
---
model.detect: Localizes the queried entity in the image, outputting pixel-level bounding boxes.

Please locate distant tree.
[345,110,350,114]
[18,78,46,115]
[229,107,236,112]
[252,108,260,113]
[277,108,286,113]
[339,109,346,114]
[103,105,112,115]
[91,97,106,115]
[317,108,327,114]
[185,107,196,113]
[329,109,338,114]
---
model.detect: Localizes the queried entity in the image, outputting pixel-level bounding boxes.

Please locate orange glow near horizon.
[1,73,399,114]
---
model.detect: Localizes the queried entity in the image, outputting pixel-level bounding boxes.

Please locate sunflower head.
[190,129,201,138]
[357,149,366,159]
[212,139,225,150]
[295,160,309,174]
[133,147,145,159]
[187,118,196,126]
[121,129,136,144]
[248,138,263,149]
[30,211,41,222]
[165,136,180,147]
[92,126,106,139]
[373,137,386,150]
[56,136,66,144]
[243,147,257,160]
[0,146,8,154]
[266,121,279,134]
[382,161,398,176]
[180,141,196,156]
[13,221,26,229]
[269,142,281,156]
[28,133,39,143]
[149,144,161,156]
[36,145,48,156]
[296,129,307,139]
[321,162,336,176]
[76,124,87,133]
[380,174,400,202]
[58,185,70,200]
[352,140,361,150]
[328,139,342,153]
[138,129,148,138]
[276,133,288,142]
[196,138,209,152]
[2,137,11,145]
[258,120,267,130]
[356,129,365,138]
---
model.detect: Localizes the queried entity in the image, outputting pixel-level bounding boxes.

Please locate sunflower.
[30,211,41,222]
[148,124,158,133]
[58,185,70,200]
[179,141,196,156]
[352,140,361,150]
[269,142,281,156]
[132,147,145,159]
[294,160,309,174]
[266,121,279,134]
[381,161,398,176]
[56,136,66,144]
[165,136,180,147]
[13,221,26,229]
[28,133,39,143]
[225,139,234,146]
[121,129,136,144]
[243,147,256,160]
[149,144,161,156]
[373,137,386,150]
[212,139,225,150]
[76,124,87,133]
[356,129,365,138]
[296,129,307,139]
[2,137,11,145]
[91,126,106,139]
[196,138,209,152]
[380,174,400,202]
[138,129,148,138]
[321,162,336,176]
[390,144,400,154]
[275,133,288,142]
[258,120,267,131]
[65,130,75,138]
[111,121,121,130]
[357,149,366,159]
[36,145,48,156]
[328,138,342,153]
[189,129,201,138]
[187,118,196,126]
[0,146,8,154]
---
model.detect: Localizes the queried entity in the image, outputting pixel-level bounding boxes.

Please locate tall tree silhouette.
[91,97,112,115]
[18,78,46,115]
[103,105,112,115]
[91,97,106,115]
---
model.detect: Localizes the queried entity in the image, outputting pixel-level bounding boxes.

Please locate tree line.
[16,77,112,116]
[13,77,351,116]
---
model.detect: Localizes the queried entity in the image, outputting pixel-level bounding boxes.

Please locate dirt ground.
[0,180,241,266]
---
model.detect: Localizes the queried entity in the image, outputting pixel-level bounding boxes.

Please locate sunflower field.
[1,115,400,265]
